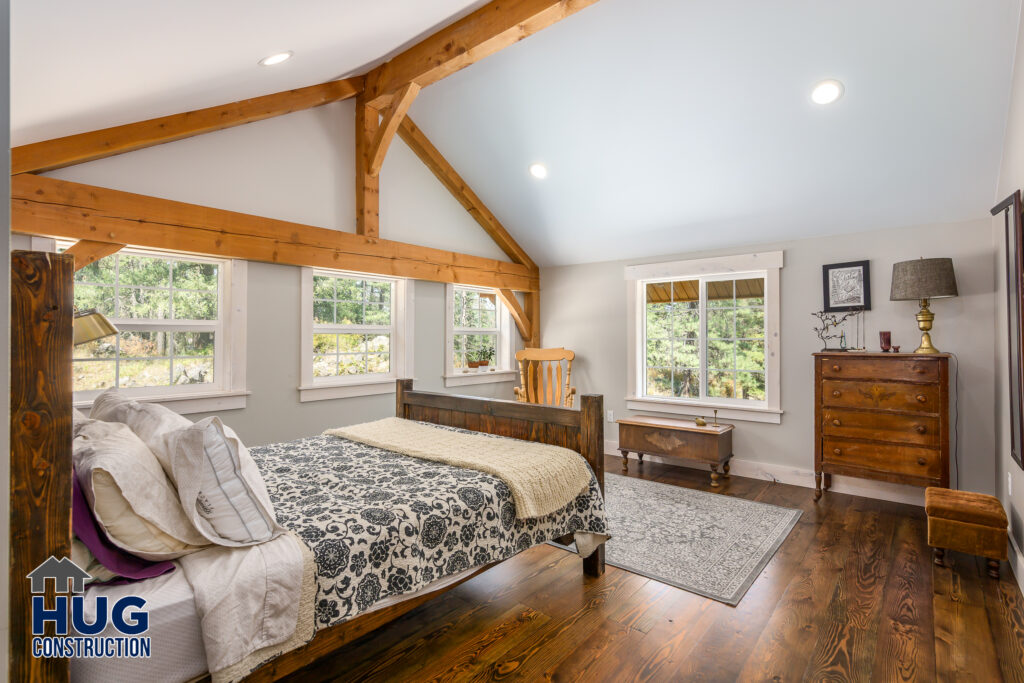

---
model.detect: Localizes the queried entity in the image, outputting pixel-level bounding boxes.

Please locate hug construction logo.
[27,556,151,659]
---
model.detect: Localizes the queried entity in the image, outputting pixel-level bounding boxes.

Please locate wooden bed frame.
[8,252,606,681]
[244,380,606,681]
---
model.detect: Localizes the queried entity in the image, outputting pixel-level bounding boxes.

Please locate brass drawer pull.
[832,364,841,372]
[917,457,927,466]
[832,419,841,427]
[832,390,841,398]
[833,448,842,455]
[916,394,927,403]
[915,425,927,434]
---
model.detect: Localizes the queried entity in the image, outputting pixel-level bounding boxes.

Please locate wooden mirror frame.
[994,190,1024,470]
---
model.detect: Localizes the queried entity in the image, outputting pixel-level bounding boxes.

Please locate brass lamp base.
[914,299,940,354]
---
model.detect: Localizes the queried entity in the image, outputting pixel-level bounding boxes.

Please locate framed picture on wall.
[996,190,1024,470]
[822,260,871,312]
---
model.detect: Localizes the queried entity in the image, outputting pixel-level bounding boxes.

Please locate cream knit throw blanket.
[324,418,592,519]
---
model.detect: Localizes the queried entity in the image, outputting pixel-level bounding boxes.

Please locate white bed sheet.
[71,563,480,682]
[71,569,207,683]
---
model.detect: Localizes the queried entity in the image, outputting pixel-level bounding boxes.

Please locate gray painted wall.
[41,97,524,448]
[995,4,1024,579]
[186,262,513,446]
[540,217,998,501]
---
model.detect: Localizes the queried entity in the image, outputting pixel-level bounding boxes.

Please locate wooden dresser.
[813,352,949,499]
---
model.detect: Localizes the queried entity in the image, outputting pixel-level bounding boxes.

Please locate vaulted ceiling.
[12,0,1023,266]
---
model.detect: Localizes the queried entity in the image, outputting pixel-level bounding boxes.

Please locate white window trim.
[68,246,248,416]
[443,284,518,388]
[299,268,414,402]
[625,251,783,424]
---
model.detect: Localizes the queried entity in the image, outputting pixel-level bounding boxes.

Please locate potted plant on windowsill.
[467,350,481,370]
[479,345,496,371]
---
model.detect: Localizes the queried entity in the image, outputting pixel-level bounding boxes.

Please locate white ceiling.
[10,0,488,143]
[12,0,1024,266]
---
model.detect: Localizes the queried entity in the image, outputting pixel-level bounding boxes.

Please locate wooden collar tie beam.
[11,174,539,292]
[9,0,604,343]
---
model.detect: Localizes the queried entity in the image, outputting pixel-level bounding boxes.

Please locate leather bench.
[925,487,1008,578]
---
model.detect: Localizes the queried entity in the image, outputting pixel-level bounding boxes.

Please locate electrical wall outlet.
[607,410,615,423]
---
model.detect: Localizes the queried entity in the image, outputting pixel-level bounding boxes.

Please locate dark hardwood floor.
[284,455,1024,682]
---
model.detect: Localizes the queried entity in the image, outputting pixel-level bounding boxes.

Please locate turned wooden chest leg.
[722,461,731,477]
[814,472,822,501]
[823,473,832,491]
[710,464,720,488]
[987,558,1000,579]
[619,449,629,472]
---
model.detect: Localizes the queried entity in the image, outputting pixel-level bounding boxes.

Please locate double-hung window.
[444,284,517,387]
[300,268,411,401]
[626,252,782,423]
[66,244,247,412]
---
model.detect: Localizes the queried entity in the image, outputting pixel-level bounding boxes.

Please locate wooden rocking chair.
[514,348,577,407]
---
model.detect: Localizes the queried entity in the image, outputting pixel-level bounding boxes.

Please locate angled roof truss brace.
[9,0,602,341]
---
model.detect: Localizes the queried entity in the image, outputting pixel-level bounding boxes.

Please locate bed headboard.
[395,379,605,493]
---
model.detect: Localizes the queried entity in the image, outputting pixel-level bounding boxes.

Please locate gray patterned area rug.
[601,473,801,605]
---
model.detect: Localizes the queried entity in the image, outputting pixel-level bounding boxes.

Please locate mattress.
[70,569,207,683]
[71,563,481,682]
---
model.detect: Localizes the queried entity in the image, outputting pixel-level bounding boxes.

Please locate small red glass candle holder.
[879,331,892,352]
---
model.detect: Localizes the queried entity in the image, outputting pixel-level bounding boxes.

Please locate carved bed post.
[580,394,605,577]
[10,251,74,683]
[395,378,412,419]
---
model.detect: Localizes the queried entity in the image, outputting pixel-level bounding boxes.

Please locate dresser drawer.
[820,356,939,383]
[821,379,941,413]
[822,409,939,447]
[822,438,942,479]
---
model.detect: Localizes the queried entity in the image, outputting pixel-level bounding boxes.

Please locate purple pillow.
[72,467,175,582]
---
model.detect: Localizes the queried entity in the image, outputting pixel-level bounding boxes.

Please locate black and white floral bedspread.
[249,432,607,630]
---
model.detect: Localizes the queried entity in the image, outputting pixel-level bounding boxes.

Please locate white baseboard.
[605,439,926,507]
[1009,536,1024,594]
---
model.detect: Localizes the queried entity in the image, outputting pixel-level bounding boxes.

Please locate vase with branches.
[812,309,860,351]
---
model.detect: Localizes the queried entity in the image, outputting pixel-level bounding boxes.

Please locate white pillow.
[90,389,192,457]
[73,420,208,560]
[160,417,282,546]
[91,389,281,546]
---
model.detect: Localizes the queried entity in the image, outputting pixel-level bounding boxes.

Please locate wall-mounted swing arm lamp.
[73,309,118,346]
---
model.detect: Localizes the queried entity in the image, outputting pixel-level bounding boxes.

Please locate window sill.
[74,389,249,416]
[625,397,783,424]
[443,370,518,388]
[298,377,399,402]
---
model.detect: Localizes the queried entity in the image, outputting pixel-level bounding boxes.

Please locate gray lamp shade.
[889,258,959,301]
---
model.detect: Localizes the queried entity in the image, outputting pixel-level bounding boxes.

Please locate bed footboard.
[395,379,606,577]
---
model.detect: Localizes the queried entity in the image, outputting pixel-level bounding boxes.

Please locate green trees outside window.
[312,274,393,377]
[644,276,766,402]
[71,249,221,392]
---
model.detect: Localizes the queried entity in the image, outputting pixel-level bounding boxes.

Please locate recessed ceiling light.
[258,51,293,67]
[811,79,844,105]
[529,163,548,179]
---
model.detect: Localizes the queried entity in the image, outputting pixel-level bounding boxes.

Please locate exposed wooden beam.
[11,174,540,292]
[367,82,420,177]
[497,289,531,341]
[355,93,380,238]
[11,77,363,175]
[362,0,601,108]
[398,116,537,270]
[64,240,125,271]
[524,290,541,348]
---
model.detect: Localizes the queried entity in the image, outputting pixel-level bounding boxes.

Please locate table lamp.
[889,258,958,354]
